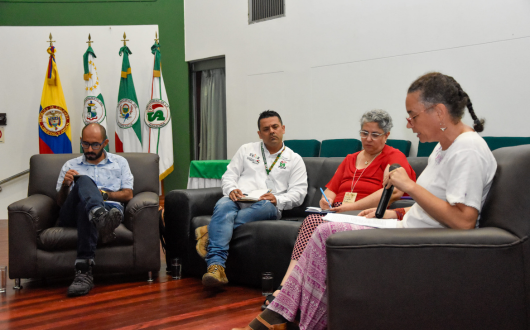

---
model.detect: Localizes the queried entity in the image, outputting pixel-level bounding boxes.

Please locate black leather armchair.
[326,145,530,330]
[8,153,160,288]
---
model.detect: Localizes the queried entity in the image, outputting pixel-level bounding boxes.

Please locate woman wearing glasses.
[235,72,496,330]
[261,108,416,310]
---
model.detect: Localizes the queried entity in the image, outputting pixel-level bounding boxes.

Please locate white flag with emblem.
[143,40,174,181]
[82,41,108,151]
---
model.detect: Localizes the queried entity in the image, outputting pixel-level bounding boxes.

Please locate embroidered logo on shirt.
[279,160,287,169]
[247,153,260,164]
[435,146,445,165]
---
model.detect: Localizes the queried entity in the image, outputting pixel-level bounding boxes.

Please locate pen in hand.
[320,188,332,209]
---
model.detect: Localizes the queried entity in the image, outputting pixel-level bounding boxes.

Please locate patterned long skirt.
[269,221,373,330]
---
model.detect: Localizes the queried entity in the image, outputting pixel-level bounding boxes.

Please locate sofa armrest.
[124,191,159,229]
[8,194,59,279]
[8,194,59,232]
[124,191,160,271]
[326,227,526,330]
[164,188,223,261]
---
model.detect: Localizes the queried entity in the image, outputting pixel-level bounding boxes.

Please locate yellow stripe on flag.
[159,164,174,181]
[40,57,72,142]
[121,67,131,78]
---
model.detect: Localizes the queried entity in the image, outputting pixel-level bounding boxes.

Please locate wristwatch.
[100,190,109,201]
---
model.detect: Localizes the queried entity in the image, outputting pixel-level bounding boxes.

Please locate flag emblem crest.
[39,105,70,136]
[145,99,171,128]
[82,96,105,125]
[116,98,139,129]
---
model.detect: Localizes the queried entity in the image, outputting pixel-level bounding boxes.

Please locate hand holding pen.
[259,189,277,205]
[320,187,333,210]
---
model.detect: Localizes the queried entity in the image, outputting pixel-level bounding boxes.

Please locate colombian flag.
[38,45,72,154]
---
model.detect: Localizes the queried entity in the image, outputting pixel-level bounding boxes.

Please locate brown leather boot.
[195,225,209,259]
[202,264,228,287]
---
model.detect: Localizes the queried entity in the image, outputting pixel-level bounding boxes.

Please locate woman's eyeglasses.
[406,105,435,125]
[359,130,384,139]
[80,141,104,150]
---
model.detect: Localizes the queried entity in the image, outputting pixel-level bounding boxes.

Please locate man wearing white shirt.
[196,110,308,287]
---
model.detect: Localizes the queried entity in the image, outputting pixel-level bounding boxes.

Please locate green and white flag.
[82,44,109,151]
[143,41,174,180]
[115,45,142,152]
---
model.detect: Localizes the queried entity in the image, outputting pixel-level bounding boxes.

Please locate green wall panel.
[0,0,190,192]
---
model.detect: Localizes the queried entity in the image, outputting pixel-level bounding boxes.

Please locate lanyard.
[350,150,381,193]
[261,143,285,175]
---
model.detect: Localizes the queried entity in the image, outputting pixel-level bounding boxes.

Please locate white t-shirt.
[400,132,497,229]
[221,142,308,211]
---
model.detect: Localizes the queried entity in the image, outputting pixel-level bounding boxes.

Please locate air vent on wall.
[249,0,285,24]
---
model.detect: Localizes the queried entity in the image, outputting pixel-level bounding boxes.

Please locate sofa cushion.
[417,142,438,157]
[284,139,321,157]
[406,157,428,177]
[482,136,530,151]
[38,224,133,251]
[386,139,412,157]
[320,139,362,157]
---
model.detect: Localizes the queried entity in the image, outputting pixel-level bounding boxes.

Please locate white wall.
[184,0,530,158]
[0,25,158,219]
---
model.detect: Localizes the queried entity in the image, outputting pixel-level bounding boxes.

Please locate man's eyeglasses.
[406,105,435,125]
[359,130,384,140]
[80,141,104,150]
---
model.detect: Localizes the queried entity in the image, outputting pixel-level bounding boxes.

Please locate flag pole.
[122,32,129,46]
[87,33,93,47]
[47,33,55,46]
[154,31,164,196]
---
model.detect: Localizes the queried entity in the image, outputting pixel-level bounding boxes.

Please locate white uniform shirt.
[400,132,497,228]
[222,142,308,212]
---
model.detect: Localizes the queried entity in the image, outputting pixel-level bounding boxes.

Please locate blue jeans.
[206,197,279,268]
[57,175,123,260]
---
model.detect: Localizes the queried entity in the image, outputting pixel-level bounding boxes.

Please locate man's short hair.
[81,123,107,141]
[257,110,283,129]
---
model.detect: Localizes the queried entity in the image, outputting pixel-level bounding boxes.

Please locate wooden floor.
[0,220,262,330]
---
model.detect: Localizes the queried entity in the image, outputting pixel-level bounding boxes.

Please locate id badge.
[343,192,357,204]
[265,177,275,192]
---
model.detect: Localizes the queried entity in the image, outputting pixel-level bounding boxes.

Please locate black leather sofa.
[164,156,428,288]
[326,145,530,330]
[8,153,161,287]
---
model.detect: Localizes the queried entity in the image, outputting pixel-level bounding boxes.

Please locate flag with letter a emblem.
[82,38,109,151]
[38,41,72,154]
[115,39,142,152]
[142,38,174,181]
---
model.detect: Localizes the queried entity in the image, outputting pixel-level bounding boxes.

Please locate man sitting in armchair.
[195,110,308,288]
[56,123,133,297]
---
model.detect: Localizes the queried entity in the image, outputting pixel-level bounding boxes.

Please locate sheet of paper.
[323,213,398,229]
[239,189,270,202]
[305,207,335,214]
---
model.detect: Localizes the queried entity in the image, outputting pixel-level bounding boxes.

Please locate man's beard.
[84,148,105,161]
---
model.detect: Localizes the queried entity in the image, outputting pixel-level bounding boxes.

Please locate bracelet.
[394,208,406,221]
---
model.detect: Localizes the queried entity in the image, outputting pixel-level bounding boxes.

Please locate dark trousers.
[58,176,104,259]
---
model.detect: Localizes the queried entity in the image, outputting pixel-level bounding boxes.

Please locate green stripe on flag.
[156,127,161,154]
[83,46,96,75]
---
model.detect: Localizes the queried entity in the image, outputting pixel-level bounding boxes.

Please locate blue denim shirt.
[55,152,134,193]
